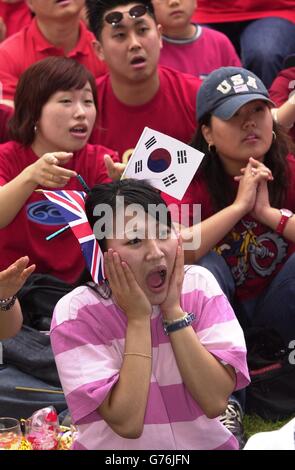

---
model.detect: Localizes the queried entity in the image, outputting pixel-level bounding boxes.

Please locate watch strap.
[276,209,293,235]
[163,312,196,335]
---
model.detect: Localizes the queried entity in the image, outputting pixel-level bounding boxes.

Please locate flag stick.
[46,224,70,241]
[15,386,64,394]
[77,174,90,193]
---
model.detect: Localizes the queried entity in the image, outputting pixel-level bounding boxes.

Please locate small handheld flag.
[42,190,104,283]
[122,127,204,200]
[45,174,90,241]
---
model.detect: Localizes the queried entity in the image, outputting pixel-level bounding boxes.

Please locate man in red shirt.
[0,0,107,107]
[86,0,201,163]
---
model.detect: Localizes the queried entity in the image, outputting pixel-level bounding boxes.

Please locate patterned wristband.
[163,312,196,335]
[163,313,188,326]
[0,295,17,311]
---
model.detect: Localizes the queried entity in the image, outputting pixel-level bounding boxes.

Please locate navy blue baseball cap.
[197,66,275,121]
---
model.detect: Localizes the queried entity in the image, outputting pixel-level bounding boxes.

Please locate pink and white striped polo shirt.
[50,265,249,450]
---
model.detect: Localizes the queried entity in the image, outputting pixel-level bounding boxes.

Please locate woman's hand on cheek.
[104,249,152,320]
[160,237,184,320]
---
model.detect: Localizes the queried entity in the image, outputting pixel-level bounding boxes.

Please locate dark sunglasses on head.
[104,4,149,26]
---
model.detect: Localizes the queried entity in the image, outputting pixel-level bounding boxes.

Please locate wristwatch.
[275,208,293,235]
[163,312,196,335]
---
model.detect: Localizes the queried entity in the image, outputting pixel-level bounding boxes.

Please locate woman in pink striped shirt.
[50,178,249,450]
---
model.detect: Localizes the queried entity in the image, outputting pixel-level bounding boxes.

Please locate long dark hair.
[191,118,292,212]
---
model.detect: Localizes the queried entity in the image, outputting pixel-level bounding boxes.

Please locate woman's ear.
[201,124,213,146]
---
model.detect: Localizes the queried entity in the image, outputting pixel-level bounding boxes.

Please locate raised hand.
[26,152,77,188]
[235,157,273,182]
[234,157,273,220]
[249,158,273,217]
[104,154,126,181]
[160,237,184,320]
[251,177,271,222]
[104,249,152,320]
[0,256,35,299]
[233,158,273,215]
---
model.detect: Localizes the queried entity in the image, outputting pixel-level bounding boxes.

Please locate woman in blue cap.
[162,66,295,445]
[164,66,295,345]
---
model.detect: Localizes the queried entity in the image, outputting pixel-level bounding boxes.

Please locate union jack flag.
[42,190,105,283]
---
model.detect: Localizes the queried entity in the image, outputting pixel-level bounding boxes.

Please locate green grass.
[243,414,292,439]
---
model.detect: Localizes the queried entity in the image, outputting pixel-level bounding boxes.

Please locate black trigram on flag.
[177,150,187,164]
[135,160,143,174]
[162,174,177,187]
[145,136,157,150]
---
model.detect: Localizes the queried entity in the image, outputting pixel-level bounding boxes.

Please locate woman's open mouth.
[69,124,88,139]
[146,267,167,292]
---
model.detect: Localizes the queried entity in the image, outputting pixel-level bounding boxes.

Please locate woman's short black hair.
[85,178,171,253]
[9,56,97,147]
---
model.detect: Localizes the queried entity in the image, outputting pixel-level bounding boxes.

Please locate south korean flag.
[121,127,204,200]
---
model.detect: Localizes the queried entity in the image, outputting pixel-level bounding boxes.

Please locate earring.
[208,143,214,153]
[34,125,38,133]
[272,130,277,141]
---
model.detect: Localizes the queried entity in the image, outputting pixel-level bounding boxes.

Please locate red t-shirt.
[0,103,13,143]
[0,142,118,283]
[193,0,295,24]
[0,18,107,101]
[162,155,295,301]
[269,66,295,142]
[0,1,32,38]
[91,66,201,162]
